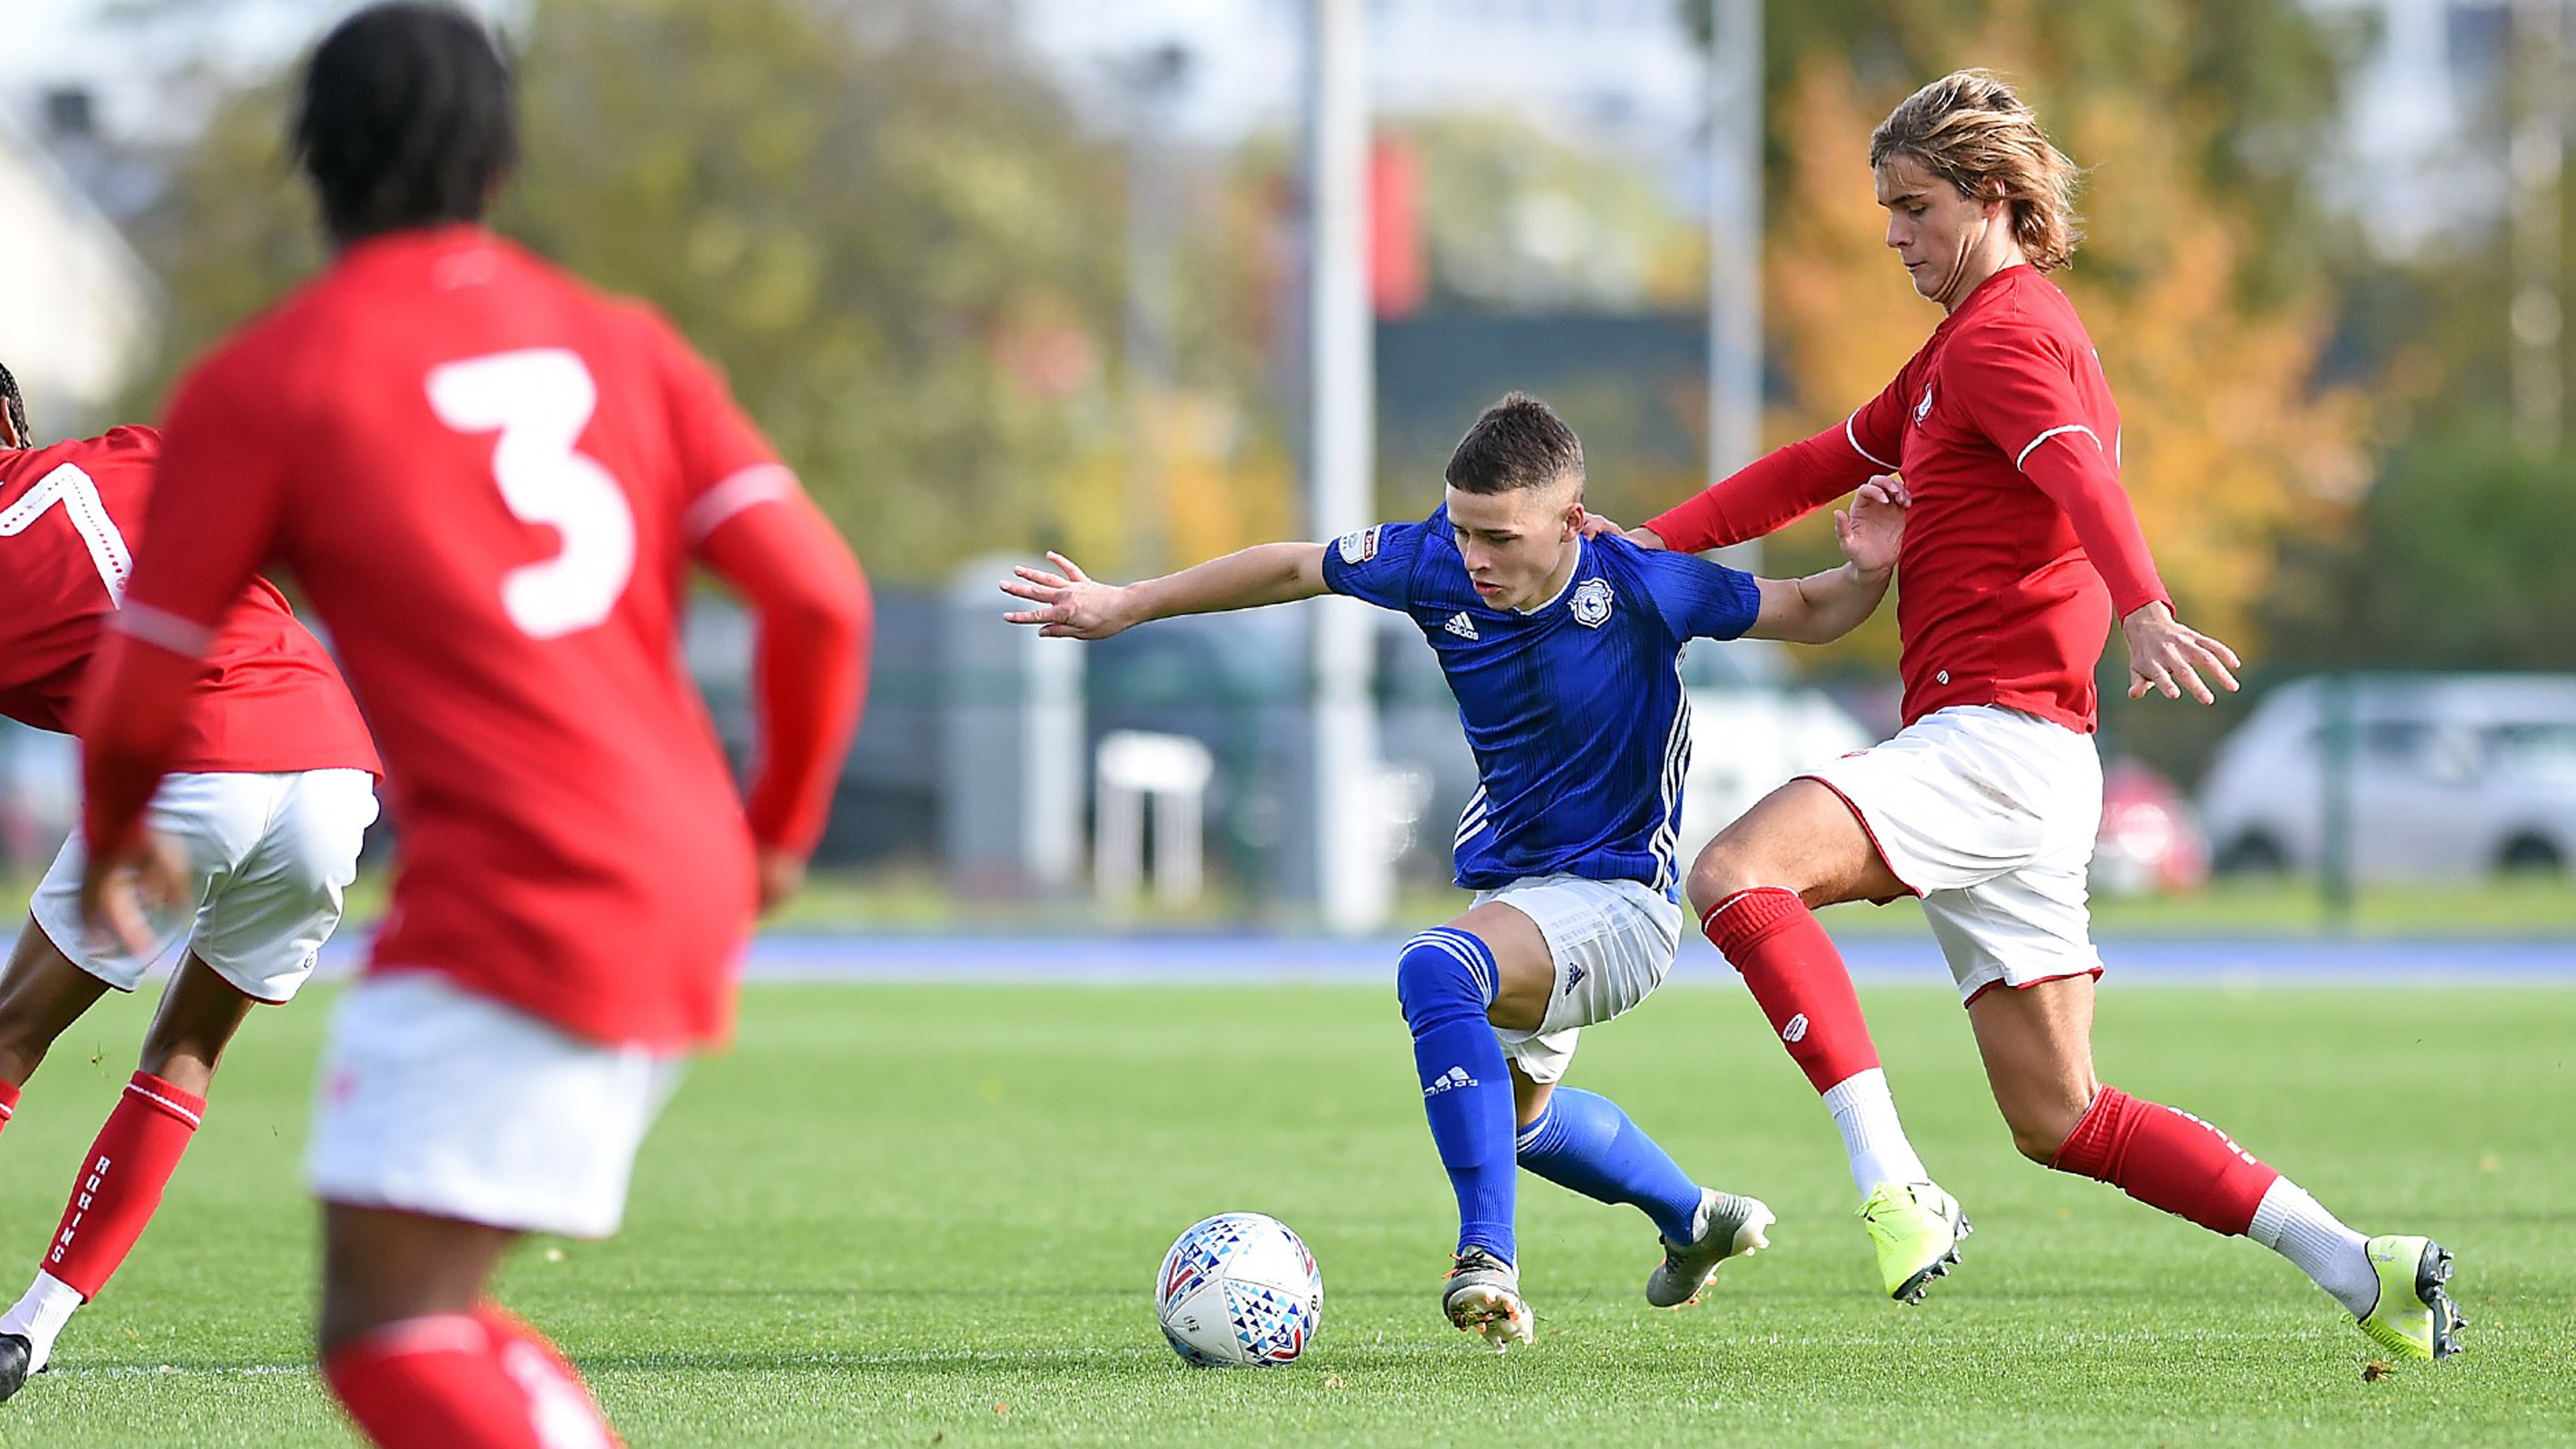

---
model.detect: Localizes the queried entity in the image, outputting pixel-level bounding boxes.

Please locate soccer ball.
[1154,1212,1323,1368]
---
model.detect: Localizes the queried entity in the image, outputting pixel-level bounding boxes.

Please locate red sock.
[323,1307,623,1449]
[1699,887,1883,1095]
[2048,1085,2281,1236]
[0,1078,19,1139]
[44,1072,205,1298]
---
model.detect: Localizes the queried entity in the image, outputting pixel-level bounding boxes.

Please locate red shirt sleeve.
[1948,327,2170,618]
[1645,373,1903,553]
[631,305,792,543]
[651,323,872,858]
[80,360,294,852]
[698,489,871,858]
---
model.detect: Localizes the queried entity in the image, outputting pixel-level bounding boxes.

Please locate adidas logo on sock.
[1443,612,1479,640]
[1424,1064,1479,1097]
[1781,1013,1809,1044]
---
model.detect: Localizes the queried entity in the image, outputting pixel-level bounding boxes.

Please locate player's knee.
[1682,845,1770,919]
[1394,929,1495,1033]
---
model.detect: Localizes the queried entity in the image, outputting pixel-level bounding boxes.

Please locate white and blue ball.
[1154,1212,1323,1367]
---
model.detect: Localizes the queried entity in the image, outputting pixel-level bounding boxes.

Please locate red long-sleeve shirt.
[0,424,376,775]
[82,227,869,1049]
[1651,266,2166,733]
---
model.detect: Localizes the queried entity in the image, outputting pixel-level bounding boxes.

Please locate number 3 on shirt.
[428,349,637,640]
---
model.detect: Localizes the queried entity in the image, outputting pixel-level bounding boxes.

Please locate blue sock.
[1514,1086,1706,1244]
[1395,928,1516,1266]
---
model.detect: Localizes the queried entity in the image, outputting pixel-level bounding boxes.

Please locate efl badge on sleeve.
[1570,578,1614,628]
[1335,526,1382,564]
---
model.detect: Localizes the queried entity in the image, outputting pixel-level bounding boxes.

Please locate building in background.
[2308,0,2518,254]
[0,101,157,438]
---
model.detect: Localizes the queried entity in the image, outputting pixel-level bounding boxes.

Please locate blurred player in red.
[75,5,872,1444]
[1592,70,2460,1360]
[0,366,379,1396]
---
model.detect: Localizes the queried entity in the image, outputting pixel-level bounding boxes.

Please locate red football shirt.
[81,226,866,1050]
[1649,265,2168,733]
[0,426,377,774]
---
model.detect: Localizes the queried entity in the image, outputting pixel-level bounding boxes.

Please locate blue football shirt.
[1323,504,1762,895]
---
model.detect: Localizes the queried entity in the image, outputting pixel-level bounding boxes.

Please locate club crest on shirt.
[1335,526,1382,564]
[1569,578,1614,628]
[1913,380,1936,427]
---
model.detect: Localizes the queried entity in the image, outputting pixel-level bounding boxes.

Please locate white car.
[2199,673,2576,879]
[1673,638,1875,856]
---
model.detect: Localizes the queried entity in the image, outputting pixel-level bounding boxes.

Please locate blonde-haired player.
[1594,70,2461,1361]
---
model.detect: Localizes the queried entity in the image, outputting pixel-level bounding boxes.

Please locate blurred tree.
[1687,0,2346,305]
[111,0,1291,580]
[2260,419,2576,674]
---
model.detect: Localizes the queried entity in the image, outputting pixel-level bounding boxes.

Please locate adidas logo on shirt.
[1444,612,1479,640]
[1423,1064,1478,1097]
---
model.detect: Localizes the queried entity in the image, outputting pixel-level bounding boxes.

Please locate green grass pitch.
[0,975,2565,1446]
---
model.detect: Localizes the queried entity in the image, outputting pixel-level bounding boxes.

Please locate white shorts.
[308,972,684,1239]
[1470,875,1685,1083]
[1801,705,2105,1004]
[30,769,378,1004]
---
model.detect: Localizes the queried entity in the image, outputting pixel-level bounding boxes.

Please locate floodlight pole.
[1301,0,1390,934]
[2510,0,2565,456]
[1706,0,1763,570]
[1121,43,1191,579]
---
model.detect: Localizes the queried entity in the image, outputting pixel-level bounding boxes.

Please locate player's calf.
[2047,1086,2275,1237]
[1395,929,1519,1267]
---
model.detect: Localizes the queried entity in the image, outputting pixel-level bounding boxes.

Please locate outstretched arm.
[1741,477,1905,645]
[1000,543,1330,640]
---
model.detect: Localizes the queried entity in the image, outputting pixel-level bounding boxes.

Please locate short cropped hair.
[1445,393,1584,495]
[292,2,516,244]
[1870,69,2085,272]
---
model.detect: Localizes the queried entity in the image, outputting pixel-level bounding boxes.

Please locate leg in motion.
[1690,783,1961,1301]
[0,924,157,1401]
[320,1206,623,1449]
[1980,977,2463,1361]
[1398,906,1553,1351]
[1507,1065,1771,1308]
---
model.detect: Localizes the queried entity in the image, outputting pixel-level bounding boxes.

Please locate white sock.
[0,1271,83,1371]
[2248,1179,2376,1318]
[1820,1068,1929,1197]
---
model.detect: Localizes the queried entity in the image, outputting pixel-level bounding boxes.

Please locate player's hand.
[2121,601,2242,705]
[77,830,190,961]
[1578,512,1667,550]
[999,552,1138,640]
[1834,474,1908,574]
[754,846,806,915]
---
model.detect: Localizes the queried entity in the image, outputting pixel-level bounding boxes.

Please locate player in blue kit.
[1002,394,1903,1351]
